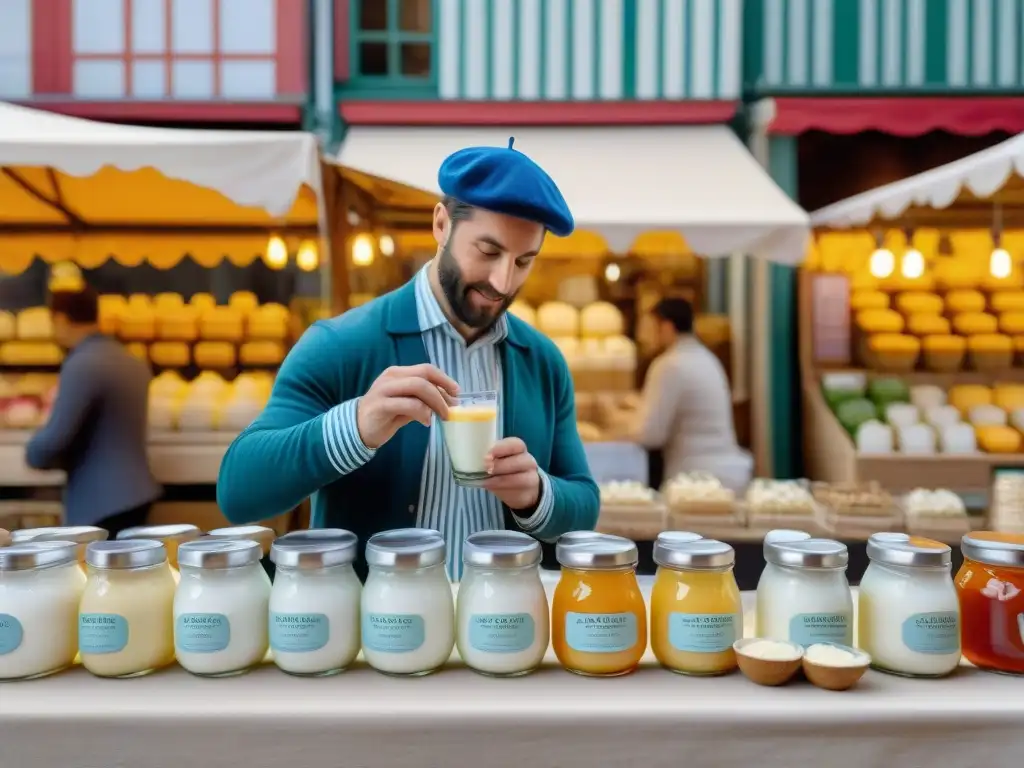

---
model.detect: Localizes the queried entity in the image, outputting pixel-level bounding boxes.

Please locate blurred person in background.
[630,297,752,492]
[26,287,160,536]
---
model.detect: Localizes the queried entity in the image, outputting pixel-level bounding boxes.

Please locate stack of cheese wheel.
[148,371,189,430]
[178,371,230,431]
[120,295,156,344]
[219,372,273,431]
[241,302,288,366]
[151,297,196,369]
[579,302,633,391]
[98,295,127,336]
[3,307,62,366]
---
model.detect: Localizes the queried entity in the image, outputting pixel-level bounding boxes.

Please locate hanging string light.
[901,229,924,279]
[265,235,288,270]
[296,240,319,272]
[378,234,395,257]
[352,233,375,266]
[990,203,1012,279]
[868,231,895,278]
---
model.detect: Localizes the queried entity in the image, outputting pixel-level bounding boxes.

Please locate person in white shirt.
[631,298,752,491]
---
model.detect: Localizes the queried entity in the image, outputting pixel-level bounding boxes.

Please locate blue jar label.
[668,612,737,653]
[565,612,637,653]
[469,613,535,653]
[362,613,425,653]
[901,611,959,654]
[176,613,230,653]
[270,612,330,653]
[789,612,851,647]
[79,613,129,654]
[0,613,23,655]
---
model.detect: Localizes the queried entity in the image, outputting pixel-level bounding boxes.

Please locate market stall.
[0,102,324,529]
[802,131,1024,514]
[330,124,810,509]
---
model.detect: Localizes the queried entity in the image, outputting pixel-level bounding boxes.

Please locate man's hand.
[482,437,541,511]
[356,364,459,450]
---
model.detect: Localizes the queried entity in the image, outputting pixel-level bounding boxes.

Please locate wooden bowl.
[733,638,804,686]
[802,643,871,691]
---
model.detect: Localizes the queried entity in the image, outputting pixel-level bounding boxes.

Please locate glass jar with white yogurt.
[174,539,270,677]
[206,525,276,580]
[756,536,853,647]
[362,528,454,676]
[859,533,960,677]
[0,542,85,680]
[456,530,549,676]
[269,531,362,676]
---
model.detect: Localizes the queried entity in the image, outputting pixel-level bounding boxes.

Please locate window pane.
[74,0,123,54]
[399,0,430,32]
[73,60,125,98]
[172,0,214,53]
[220,0,274,54]
[132,0,165,53]
[171,59,214,98]
[0,0,30,56]
[132,60,166,97]
[359,0,387,30]
[358,42,388,76]
[221,61,275,98]
[0,60,30,98]
[400,43,431,77]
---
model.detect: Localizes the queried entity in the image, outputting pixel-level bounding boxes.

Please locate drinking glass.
[441,390,499,487]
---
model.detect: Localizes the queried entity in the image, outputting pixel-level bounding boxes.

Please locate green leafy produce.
[835,398,879,435]
[867,376,909,408]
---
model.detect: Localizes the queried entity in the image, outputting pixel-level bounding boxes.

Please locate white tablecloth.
[1,581,1021,767]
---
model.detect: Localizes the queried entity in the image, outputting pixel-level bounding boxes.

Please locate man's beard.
[437,241,517,330]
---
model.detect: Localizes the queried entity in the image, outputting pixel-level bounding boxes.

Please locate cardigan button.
[408,504,415,513]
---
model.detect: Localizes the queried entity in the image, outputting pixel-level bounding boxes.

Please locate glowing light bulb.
[604,263,621,282]
[990,247,1012,279]
[265,235,288,270]
[378,234,395,257]
[901,248,925,279]
[296,240,319,272]
[352,234,375,266]
[869,247,895,278]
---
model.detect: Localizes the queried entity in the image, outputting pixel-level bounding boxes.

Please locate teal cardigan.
[217,279,599,565]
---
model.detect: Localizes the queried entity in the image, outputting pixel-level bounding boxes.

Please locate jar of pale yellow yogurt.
[79,540,176,678]
[117,524,201,582]
[650,537,743,675]
[206,525,276,580]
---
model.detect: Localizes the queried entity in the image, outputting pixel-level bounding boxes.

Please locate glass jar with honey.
[955,532,1024,675]
[651,537,742,675]
[552,533,646,677]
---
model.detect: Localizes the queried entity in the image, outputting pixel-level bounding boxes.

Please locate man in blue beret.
[217,139,599,580]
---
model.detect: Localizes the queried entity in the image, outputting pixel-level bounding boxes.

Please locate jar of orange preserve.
[956,531,1024,675]
[552,533,646,676]
[651,536,742,675]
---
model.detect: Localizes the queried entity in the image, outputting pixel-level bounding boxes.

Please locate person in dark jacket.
[26,287,160,536]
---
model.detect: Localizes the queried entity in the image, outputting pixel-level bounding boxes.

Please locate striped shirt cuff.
[321,398,377,475]
[512,469,555,535]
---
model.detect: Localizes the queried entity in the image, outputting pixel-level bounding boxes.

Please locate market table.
[1,583,1021,768]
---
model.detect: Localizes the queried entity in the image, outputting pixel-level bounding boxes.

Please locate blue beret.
[438,138,574,237]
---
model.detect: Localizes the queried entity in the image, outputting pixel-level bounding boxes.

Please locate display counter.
[2,586,1020,768]
[0,430,234,486]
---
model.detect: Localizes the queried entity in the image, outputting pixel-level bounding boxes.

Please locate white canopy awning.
[335,125,810,264]
[0,101,321,218]
[811,132,1024,229]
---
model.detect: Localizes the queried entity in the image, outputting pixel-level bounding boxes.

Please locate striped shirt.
[334,267,554,580]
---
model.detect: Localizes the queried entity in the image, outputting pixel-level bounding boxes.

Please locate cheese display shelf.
[0,429,233,486]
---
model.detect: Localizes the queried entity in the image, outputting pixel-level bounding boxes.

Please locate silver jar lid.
[0,541,78,571]
[271,536,358,570]
[655,531,702,546]
[206,525,275,554]
[365,528,446,569]
[764,537,848,569]
[762,529,811,559]
[86,540,167,569]
[654,538,734,570]
[961,531,1024,568]
[178,539,262,569]
[276,528,357,546]
[867,532,951,568]
[13,525,108,545]
[463,530,541,568]
[117,524,201,543]
[557,531,606,546]
[556,533,638,570]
